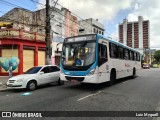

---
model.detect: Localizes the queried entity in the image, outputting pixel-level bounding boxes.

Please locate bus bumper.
[60,73,99,83]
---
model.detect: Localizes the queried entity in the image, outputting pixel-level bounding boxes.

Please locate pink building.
[63,8,78,37]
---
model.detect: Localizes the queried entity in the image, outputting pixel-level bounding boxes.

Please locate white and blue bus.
[60,34,141,85]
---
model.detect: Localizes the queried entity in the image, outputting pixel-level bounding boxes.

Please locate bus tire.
[132,68,136,79]
[109,69,116,86]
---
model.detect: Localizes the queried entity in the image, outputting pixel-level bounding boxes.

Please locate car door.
[38,66,51,84]
[50,66,60,82]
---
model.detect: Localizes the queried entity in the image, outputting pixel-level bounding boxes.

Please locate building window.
[99,31,101,34]
[102,32,104,35]
[93,28,96,33]
[97,29,99,33]
[71,33,74,37]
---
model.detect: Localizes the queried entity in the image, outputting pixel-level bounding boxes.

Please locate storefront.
[0,29,46,76]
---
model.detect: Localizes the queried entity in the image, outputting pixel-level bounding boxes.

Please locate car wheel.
[58,78,64,85]
[27,81,37,91]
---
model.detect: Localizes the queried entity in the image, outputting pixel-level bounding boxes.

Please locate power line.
[14,0,36,10]
[0,1,17,8]
[1,0,116,39]
[30,0,45,6]
[31,0,92,33]
[0,0,23,8]
[30,0,38,9]
[49,0,58,16]
[51,0,93,32]
[51,0,119,38]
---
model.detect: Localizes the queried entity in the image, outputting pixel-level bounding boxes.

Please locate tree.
[154,50,160,63]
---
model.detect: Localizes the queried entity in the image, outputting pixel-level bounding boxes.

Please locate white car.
[7,65,64,91]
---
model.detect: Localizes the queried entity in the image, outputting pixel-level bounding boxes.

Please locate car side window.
[50,66,60,72]
[41,67,50,73]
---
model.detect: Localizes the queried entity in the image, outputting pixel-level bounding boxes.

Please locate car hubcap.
[30,83,35,90]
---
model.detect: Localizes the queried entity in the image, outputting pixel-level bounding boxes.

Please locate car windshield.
[25,67,42,74]
[62,41,96,67]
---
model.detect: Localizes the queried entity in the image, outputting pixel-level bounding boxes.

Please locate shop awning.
[0,21,13,27]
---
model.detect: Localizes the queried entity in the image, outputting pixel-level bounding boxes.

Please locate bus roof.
[96,34,141,53]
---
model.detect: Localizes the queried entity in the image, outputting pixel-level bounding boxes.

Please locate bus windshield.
[62,41,96,70]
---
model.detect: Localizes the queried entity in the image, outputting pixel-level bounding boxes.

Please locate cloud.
[37,0,159,49]
[38,0,132,23]
[127,0,160,48]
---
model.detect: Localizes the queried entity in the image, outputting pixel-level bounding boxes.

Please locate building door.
[38,50,45,66]
[23,49,34,72]
[55,56,60,66]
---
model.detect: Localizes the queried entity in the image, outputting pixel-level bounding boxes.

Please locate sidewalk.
[0,76,9,91]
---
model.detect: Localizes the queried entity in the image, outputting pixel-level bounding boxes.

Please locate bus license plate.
[71,79,78,83]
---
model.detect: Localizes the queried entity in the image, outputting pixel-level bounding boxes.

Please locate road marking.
[77,91,101,101]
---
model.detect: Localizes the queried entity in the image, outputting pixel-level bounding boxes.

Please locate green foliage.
[154,50,160,62]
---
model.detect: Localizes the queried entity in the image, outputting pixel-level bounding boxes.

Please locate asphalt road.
[0,68,160,120]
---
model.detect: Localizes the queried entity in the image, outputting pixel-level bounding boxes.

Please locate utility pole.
[45,0,51,65]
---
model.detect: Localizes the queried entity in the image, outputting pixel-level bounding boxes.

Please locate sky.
[0,0,160,49]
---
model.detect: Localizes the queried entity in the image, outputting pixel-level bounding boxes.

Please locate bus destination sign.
[64,35,96,43]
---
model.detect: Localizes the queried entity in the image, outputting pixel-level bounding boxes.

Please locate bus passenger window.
[124,49,129,60]
[109,43,118,58]
[98,43,107,66]
[118,46,124,59]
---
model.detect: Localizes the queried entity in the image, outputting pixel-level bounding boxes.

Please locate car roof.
[34,65,59,67]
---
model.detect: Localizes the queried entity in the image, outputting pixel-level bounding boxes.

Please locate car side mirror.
[39,71,44,75]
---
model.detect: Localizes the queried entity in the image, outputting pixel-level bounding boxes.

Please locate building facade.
[119,16,150,54]
[0,29,46,76]
[33,7,78,65]
[0,7,78,72]
[78,18,105,35]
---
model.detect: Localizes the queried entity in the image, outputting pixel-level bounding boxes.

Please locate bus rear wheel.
[132,68,136,79]
[109,70,116,86]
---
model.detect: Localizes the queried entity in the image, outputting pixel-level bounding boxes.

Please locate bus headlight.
[87,68,95,76]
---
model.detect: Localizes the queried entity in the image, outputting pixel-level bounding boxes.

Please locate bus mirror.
[56,48,59,53]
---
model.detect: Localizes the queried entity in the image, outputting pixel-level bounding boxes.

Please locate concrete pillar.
[138,16,143,50]
[51,42,55,65]
[123,18,128,45]
[132,23,134,48]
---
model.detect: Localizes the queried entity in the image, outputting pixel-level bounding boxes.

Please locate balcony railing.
[0,29,45,42]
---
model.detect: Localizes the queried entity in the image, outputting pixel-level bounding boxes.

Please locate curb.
[0,85,8,92]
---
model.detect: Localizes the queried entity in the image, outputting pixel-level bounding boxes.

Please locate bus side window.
[98,43,107,66]
[118,46,124,59]
[134,52,137,61]
[124,49,129,60]
[131,51,134,60]
[109,43,118,58]
[136,53,140,61]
